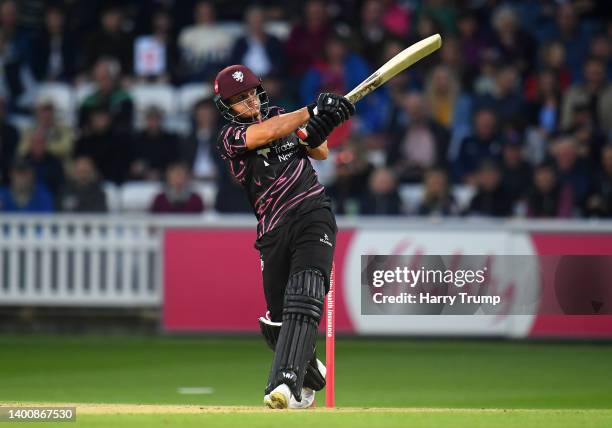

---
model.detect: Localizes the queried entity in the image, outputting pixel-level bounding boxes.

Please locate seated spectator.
[300,34,380,142]
[79,58,134,134]
[17,98,74,166]
[525,162,572,218]
[0,160,53,212]
[500,139,531,204]
[20,130,64,195]
[74,108,131,184]
[57,156,107,212]
[561,58,612,135]
[359,167,402,215]
[466,161,513,217]
[151,163,204,213]
[524,42,571,102]
[549,135,590,207]
[0,14,37,114]
[418,168,457,216]
[130,106,179,181]
[388,92,449,183]
[353,0,395,68]
[0,95,19,185]
[229,6,285,78]
[178,1,238,82]
[424,64,461,130]
[541,2,592,82]
[82,5,133,74]
[490,5,535,74]
[585,144,612,218]
[327,143,373,215]
[30,4,76,82]
[133,9,180,83]
[285,0,331,78]
[180,98,219,181]
[473,63,525,129]
[453,107,502,184]
[457,11,489,85]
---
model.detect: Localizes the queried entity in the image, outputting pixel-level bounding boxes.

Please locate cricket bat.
[296,33,442,140]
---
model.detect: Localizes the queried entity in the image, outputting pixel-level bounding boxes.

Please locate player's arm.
[306,141,328,160]
[245,108,311,150]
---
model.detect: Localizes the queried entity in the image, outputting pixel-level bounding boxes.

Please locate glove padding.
[302,114,335,149]
[316,92,356,125]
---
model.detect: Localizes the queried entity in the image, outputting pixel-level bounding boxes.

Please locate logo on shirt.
[232,71,244,82]
[320,233,333,247]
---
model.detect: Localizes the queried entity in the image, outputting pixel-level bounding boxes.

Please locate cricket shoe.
[289,387,316,409]
[264,384,291,409]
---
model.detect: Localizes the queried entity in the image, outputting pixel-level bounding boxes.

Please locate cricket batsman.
[213,64,354,409]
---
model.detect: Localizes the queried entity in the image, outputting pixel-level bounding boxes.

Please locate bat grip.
[296,106,318,141]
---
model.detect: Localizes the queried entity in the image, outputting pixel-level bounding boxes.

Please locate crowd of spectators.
[0,0,610,218]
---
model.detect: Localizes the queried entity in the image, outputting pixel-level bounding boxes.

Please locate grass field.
[1,336,611,427]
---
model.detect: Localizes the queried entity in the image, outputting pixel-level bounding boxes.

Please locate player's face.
[228,88,261,120]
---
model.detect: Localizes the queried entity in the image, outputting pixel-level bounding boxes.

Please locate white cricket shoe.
[289,387,315,409]
[264,383,291,409]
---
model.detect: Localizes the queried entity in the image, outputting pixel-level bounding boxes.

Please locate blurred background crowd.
[0,0,610,218]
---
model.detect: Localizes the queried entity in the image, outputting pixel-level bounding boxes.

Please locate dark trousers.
[255,207,337,322]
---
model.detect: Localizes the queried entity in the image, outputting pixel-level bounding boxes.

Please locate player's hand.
[301,114,335,149]
[316,93,355,125]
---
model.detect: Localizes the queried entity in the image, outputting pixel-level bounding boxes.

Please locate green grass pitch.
[1,335,611,427]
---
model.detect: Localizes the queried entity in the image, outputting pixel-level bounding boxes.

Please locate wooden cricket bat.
[296,33,442,140]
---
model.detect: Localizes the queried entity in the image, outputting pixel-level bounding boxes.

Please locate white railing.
[1,214,612,307]
[0,215,162,306]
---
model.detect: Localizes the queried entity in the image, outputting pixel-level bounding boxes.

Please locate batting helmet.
[213,64,269,123]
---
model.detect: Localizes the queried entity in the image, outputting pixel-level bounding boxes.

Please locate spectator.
[30,5,76,82]
[542,2,592,81]
[525,68,562,133]
[388,92,449,183]
[474,63,525,129]
[456,11,488,85]
[466,161,513,217]
[328,143,374,215]
[453,108,502,184]
[20,130,64,195]
[130,106,179,181]
[424,64,461,130]
[57,156,107,212]
[0,159,53,212]
[354,0,395,68]
[380,0,411,38]
[561,58,612,135]
[565,104,606,167]
[82,5,133,74]
[17,97,74,165]
[490,5,535,74]
[285,0,331,77]
[0,20,37,113]
[151,162,204,213]
[79,58,134,133]
[300,34,376,143]
[178,1,238,82]
[181,98,219,181]
[417,0,456,35]
[229,6,285,78]
[133,9,180,83]
[359,167,402,216]
[549,135,590,207]
[525,162,572,218]
[417,168,457,216]
[0,0,30,63]
[589,34,611,80]
[585,145,612,218]
[524,42,571,101]
[74,108,131,184]
[0,95,19,185]
[500,139,531,204]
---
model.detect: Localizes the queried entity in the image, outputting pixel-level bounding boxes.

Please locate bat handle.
[296,106,318,141]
